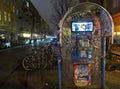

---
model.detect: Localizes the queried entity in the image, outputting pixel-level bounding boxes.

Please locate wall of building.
[0,0,14,32]
[0,0,49,44]
[106,0,120,15]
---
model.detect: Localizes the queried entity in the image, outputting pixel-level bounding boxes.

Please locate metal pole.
[101,37,106,89]
[58,55,62,89]
[57,29,62,89]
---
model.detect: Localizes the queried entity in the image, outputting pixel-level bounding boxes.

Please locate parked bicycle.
[22,44,57,71]
[22,46,47,71]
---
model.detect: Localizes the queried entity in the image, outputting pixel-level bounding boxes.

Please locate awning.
[113,13,120,24]
[114,25,120,32]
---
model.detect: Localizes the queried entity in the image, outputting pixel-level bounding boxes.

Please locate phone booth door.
[59,2,113,89]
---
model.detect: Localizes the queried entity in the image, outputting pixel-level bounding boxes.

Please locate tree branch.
[50,0,68,27]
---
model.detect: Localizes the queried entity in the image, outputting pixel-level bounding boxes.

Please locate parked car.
[0,39,11,49]
[0,30,11,49]
[41,38,57,47]
[24,39,31,45]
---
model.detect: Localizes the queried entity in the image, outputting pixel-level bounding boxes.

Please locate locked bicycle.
[22,44,57,71]
[22,45,48,71]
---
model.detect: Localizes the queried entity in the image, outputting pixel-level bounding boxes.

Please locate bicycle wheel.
[22,55,35,71]
[38,55,47,70]
[32,55,38,69]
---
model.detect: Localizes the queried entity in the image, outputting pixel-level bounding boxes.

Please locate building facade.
[105,0,120,43]
[0,0,48,45]
[0,0,16,48]
[0,0,15,33]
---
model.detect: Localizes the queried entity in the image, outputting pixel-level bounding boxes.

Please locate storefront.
[113,13,120,44]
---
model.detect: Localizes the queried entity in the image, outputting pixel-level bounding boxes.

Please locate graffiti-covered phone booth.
[58,2,114,89]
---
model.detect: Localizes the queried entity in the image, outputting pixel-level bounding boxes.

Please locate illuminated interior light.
[117,32,120,35]
[113,32,117,35]
[23,33,31,37]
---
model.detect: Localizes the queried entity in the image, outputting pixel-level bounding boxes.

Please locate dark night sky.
[30,0,56,31]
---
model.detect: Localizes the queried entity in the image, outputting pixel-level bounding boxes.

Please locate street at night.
[0,45,31,80]
[0,45,58,89]
[0,0,120,89]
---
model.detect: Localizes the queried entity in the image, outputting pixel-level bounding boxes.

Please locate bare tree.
[50,0,68,27]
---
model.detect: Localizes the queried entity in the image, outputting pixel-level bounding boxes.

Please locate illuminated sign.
[71,20,94,32]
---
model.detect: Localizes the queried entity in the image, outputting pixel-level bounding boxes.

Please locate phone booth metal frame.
[57,2,114,89]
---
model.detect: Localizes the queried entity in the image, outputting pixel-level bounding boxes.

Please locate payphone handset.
[71,20,94,62]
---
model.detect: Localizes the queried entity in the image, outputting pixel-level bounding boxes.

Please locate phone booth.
[58,2,114,89]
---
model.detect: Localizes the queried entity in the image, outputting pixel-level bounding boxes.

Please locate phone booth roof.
[60,2,114,37]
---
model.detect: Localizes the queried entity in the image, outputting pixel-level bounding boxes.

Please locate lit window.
[113,0,119,8]
[26,1,29,7]
[13,6,15,13]
[4,11,7,21]
[0,11,1,21]
[8,13,11,22]
[117,32,120,35]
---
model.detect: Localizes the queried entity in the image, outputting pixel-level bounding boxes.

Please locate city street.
[0,45,32,80]
[0,45,58,89]
[0,0,120,89]
[0,45,31,88]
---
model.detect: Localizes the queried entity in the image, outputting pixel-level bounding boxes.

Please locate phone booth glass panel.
[60,2,114,89]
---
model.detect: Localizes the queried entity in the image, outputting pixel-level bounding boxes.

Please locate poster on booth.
[74,63,91,87]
